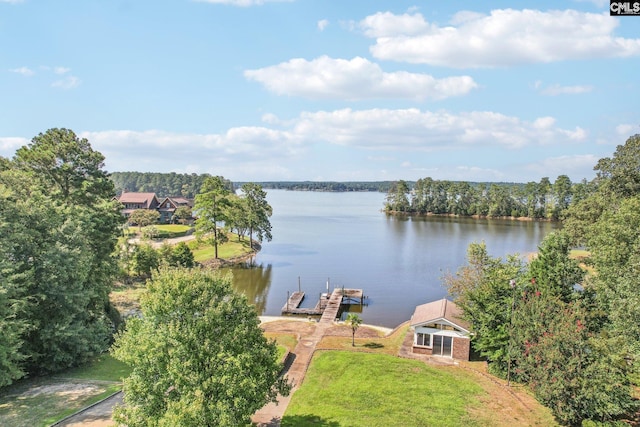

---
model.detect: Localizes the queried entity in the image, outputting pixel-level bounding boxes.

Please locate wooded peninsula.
[111,172,582,221]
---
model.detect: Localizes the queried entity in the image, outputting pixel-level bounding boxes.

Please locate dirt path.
[128,234,196,249]
[54,391,122,427]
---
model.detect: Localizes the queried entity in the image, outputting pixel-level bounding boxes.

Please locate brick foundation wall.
[452,337,470,361]
[412,346,433,355]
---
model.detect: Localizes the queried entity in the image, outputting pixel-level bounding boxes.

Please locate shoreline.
[384,210,557,222]
[259,315,395,335]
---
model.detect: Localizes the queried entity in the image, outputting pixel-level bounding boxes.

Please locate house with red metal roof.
[116,192,193,224]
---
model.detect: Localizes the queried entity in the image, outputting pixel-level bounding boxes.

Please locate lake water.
[229,190,557,328]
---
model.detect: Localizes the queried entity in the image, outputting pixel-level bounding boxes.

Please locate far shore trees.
[112,268,290,426]
[240,183,273,250]
[445,133,640,425]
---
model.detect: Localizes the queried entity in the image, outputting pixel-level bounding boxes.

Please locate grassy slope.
[0,355,131,427]
[188,236,254,263]
[283,352,485,427]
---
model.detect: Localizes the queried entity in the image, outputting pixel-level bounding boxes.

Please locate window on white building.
[416,332,431,347]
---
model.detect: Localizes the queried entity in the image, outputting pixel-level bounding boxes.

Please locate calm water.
[229,190,557,328]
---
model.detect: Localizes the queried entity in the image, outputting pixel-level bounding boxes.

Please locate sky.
[1,0,639,183]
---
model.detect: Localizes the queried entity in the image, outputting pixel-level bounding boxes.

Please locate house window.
[416,332,431,347]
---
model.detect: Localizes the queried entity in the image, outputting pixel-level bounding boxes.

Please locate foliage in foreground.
[0,128,123,385]
[111,267,290,426]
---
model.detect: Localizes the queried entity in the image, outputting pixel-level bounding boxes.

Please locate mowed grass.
[153,224,192,233]
[317,324,409,355]
[57,353,131,382]
[282,352,485,427]
[265,333,298,353]
[0,354,129,427]
[188,236,254,263]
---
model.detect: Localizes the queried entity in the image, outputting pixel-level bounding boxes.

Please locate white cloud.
[290,108,587,149]
[573,0,609,7]
[317,19,329,31]
[359,11,431,38]
[51,75,81,89]
[616,124,637,135]
[1,108,585,180]
[245,56,478,101]
[79,128,304,180]
[0,137,29,155]
[538,83,594,95]
[360,9,640,67]
[53,66,71,75]
[9,66,34,76]
[525,154,600,179]
[193,0,293,6]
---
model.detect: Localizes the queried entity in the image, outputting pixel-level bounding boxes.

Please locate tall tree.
[2,129,123,375]
[551,175,572,219]
[527,232,584,302]
[0,182,28,385]
[384,180,410,213]
[194,176,232,259]
[444,242,524,376]
[14,128,113,205]
[240,183,273,250]
[111,268,290,426]
[594,133,640,198]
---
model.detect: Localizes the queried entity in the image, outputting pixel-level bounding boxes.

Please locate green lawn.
[153,224,192,233]
[188,236,254,263]
[56,353,131,382]
[282,352,485,427]
[0,354,130,427]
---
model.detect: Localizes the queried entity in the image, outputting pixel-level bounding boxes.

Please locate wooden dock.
[281,287,366,320]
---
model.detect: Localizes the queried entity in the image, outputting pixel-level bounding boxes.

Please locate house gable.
[117,192,160,210]
[410,298,470,333]
[410,298,471,361]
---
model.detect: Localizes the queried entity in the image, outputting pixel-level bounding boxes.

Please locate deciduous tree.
[111,268,290,426]
[128,209,159,229]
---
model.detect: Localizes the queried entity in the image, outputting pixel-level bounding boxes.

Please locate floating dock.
[281,287,366,320]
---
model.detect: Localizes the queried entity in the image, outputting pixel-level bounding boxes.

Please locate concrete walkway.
[252,303,340,426]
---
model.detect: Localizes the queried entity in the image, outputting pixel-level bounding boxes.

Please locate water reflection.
[221,191,558,328]
[225,262,273,314]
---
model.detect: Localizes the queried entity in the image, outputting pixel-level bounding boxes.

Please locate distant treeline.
[110,172,399,196]
[111,172,212,198]
[385,175,592,220]
[109,172,591,220]
[236,181,397,192]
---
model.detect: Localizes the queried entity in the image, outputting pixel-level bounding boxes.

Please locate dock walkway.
[281,288,365,317]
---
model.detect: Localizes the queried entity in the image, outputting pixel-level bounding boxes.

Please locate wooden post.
[298,276,301,293]
[287,290,290,313]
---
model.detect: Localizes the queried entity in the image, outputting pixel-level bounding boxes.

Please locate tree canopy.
[194,176,233,259]
[0,128,123,383]
[111,268,290,426]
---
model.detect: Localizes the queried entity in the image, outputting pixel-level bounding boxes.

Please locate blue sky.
[1,0,639,183]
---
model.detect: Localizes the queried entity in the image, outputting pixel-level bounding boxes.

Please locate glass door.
[432,336,453,357]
